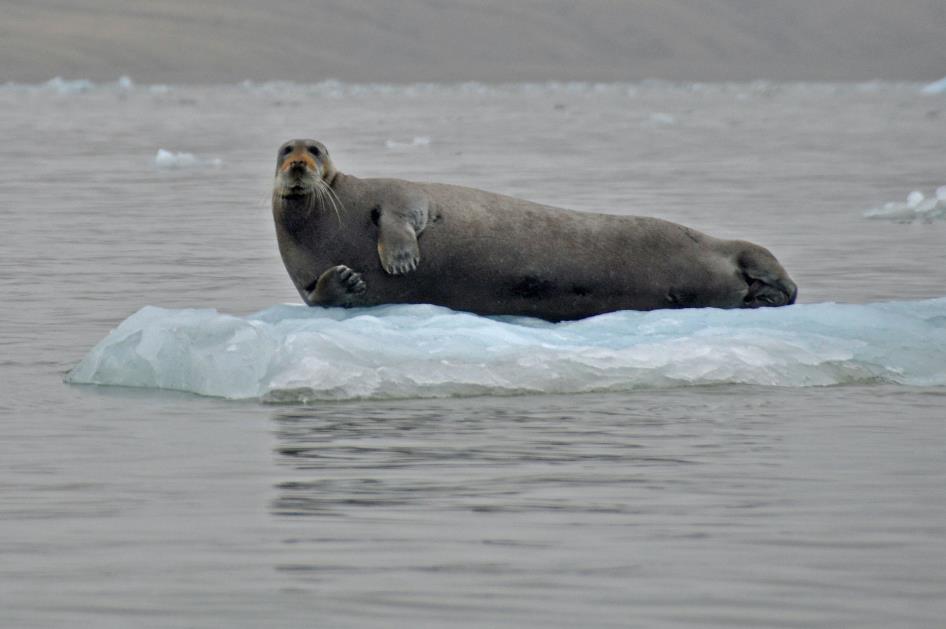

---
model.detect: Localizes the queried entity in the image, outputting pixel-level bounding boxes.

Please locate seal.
[272,139,797,321]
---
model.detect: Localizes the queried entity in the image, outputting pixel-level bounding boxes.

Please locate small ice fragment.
[648,112,676,126]
[864,187,946,222]
[155,149,198,168]
[45,77,94,94]
[116,76,134,90]
[921,76,946,94]
[154,149,222,169]
[385,136,431,149]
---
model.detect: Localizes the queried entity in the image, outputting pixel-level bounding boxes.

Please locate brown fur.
[272,139,797,321]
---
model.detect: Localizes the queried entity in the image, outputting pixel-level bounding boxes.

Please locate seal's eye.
[308,146,321,158]
[281,146,292,156]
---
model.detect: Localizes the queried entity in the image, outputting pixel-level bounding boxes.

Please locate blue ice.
[66,299,946,402]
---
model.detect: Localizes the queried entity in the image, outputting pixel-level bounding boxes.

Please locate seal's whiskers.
[316,179,343,225]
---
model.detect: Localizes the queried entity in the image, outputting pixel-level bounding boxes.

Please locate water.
[2,80,945,627]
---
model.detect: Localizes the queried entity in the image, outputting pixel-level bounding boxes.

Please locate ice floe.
[153,149,223,169]
[385,136,432,149]
[921,76,946,95]
[864,187,946,222]
[66,298,946,402]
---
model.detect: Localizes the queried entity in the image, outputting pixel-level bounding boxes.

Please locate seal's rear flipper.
[743,275,797,307]
[737,244,798,308]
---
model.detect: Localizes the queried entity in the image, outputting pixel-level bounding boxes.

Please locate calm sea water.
[2,80,945,628]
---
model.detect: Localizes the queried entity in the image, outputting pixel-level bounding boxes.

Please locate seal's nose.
[281,152,315,173]
[287,159,310,176]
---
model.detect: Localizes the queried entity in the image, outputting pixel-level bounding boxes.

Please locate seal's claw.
[381,247,420,276]
[337,266,365,293]
[346,270,367,294]
[306,264,367,306]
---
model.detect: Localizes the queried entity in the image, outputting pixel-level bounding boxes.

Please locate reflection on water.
[260,391,946,627]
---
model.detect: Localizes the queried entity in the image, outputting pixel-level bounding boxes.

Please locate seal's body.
[272,139,797,321]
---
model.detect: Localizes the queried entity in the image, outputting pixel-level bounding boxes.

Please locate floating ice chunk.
[153,149,223,169]
[6,76,138,94]
[864,186,946,222]
[921,76,946,94]
[66,298,946,402]
[646,112,676,126]
[385,136,432,149]
[44,77,94,94]
[856,81,883,93]
[155,149,197,168]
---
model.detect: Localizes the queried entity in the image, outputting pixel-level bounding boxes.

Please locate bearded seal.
[271,139,797,321]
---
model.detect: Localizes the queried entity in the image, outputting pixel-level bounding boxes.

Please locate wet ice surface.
[3,80,946,628]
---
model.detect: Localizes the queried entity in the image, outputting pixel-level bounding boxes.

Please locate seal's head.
[273,139,336,199]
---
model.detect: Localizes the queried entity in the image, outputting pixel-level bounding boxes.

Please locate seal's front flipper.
[377,194,429,275]
[378,217,420,275]
[304,265,367,307]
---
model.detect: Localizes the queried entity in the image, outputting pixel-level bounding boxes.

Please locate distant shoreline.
[3,1,945,84]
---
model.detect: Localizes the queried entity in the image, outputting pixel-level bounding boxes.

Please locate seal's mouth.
[280,186,312,200]
[275,170,317,198]
[288,163,309,177]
